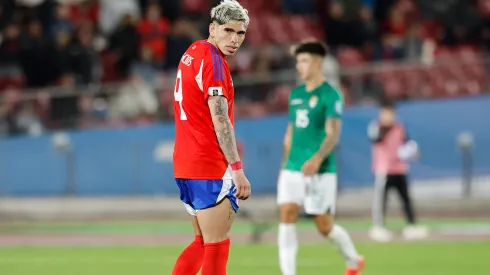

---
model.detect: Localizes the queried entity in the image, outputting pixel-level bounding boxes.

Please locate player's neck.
[207,38,225,57]
[207,38,216,48]
[305,75,325,92]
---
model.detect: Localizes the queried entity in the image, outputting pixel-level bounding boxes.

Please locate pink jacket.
[370,122,409,175]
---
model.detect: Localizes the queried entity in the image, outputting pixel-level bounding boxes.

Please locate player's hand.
[232,170,251,200]
[301,155,323,176]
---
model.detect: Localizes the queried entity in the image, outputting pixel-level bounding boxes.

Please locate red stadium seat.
[237,102,269,118]
[181,0,210,14]
[337,47,365,67]
[267,84,292,112]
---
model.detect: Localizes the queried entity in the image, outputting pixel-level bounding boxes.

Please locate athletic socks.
[328,224,360,268]
[278,223,298,275]
[201,238,231,275]
[172,235,205,275]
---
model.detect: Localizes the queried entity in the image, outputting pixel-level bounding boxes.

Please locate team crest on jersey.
[309,95,318,108]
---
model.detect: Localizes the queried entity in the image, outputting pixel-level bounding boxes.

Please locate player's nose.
[230,33,239,43]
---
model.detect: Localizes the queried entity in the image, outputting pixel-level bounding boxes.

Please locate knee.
[315,215,334,237]
[280,203,300,223]
[317,224,333,237]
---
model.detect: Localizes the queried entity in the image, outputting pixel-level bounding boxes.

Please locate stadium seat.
[337,47,365,67]
[266,84,292,112]
[181,0,210,14]
[264,14,290,44]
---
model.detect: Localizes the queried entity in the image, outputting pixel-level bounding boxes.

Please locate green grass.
[1,218,489,274]
[1,242,488,275]
[2,218,489,234]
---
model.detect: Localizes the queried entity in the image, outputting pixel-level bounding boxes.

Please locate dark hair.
[294,41,327,57]
[380,99,396,110]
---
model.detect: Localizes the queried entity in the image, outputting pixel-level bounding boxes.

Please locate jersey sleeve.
[201,46,230,102]
[324,88,344,119]
[288,90,294,122]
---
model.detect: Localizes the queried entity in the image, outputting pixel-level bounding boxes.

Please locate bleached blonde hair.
[210,0,250,27]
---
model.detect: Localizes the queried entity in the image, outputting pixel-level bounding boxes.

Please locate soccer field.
[1,242,488,275]
[1,219,489,275]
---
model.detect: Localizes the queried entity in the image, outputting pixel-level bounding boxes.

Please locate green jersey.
[284,82,343,173]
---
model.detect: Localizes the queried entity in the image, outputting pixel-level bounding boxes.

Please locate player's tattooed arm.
[315,118,342,160]
[208,96,241,164]
[281,123,293,167]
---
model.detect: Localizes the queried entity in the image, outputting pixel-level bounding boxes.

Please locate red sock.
[172,235,205,275]
[201,239,231,275]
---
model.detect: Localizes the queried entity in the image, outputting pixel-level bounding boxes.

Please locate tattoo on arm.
[316,118,342,160]
[209,96,240,164]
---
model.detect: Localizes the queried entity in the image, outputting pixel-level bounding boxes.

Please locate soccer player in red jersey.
[171,1,251,275]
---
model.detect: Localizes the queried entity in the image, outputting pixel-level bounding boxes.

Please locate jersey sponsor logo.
[181,53,194,67]
[291,99,303,105]
[208,86,223,96]
[309,95,318,108]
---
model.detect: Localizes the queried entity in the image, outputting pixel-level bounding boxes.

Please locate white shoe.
[369,226,394,242]
[403,225,429,240]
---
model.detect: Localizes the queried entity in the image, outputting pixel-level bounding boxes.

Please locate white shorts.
[277,170,337,215]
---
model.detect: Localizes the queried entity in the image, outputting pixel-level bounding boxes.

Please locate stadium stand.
[0,0,488,137]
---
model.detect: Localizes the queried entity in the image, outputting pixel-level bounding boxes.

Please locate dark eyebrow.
[224,27,246,35]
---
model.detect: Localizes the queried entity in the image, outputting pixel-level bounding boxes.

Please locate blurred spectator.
[48,29,72,83]
[108,14,140,77]
[164,18,201,70]
[324,2,349,52]
[15,100,43,136]
[20,20,51,88]
[379,5,408,60]
[0,87,20,136]
[69,0,99,29]
[49,74,80,129]
[109,73,158,120]
[132,46,158,89]
[70,22,97,84]
[404,22,423,60]
[99,0,140,34]
[138,3,170,66]
[0,0,17,31]
[50,4,74,37]
[283,0,315,14]
[350,5,378,57]
[0,23,22,72]
[323,52,341,90]
[140,0,181,22]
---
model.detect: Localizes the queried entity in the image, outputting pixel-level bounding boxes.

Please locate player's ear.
[315,55,323,68]
[209,22,217,38]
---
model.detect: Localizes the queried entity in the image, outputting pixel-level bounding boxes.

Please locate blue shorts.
[175,179,239,215]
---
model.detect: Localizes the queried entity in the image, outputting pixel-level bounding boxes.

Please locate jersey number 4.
[174,69,187,120]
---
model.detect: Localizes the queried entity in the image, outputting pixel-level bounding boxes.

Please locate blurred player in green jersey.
[277,41,364,275]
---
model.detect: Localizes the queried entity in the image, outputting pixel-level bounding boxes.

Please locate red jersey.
[173,40,235,180]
